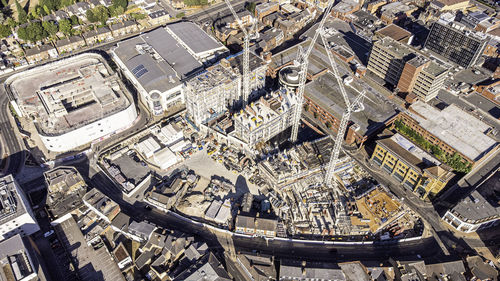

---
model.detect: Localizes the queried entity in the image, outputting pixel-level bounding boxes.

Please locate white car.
[44,230,54,238]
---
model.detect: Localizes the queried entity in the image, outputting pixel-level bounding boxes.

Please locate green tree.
[109,5,124,17]
[58,18,72,35]
[0,0,7,8]
[70,14,79,25]
[59,0,74,8]
[17,21,47,42]
[87,6,109,25]
[7,18,17,29]
[131,13,146,20]
[42,20,58,36]
[43,5,50,15]
[39,0,57,12]
[15,0,28,23]
[112,0,127,9]
[86,9,96,22]
[0,24,11,37]
[246,2,256,14]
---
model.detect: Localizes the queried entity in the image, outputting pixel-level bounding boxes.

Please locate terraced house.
[371,133,454,200]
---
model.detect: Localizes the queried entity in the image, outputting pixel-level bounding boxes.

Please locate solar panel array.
[132,64,148,78]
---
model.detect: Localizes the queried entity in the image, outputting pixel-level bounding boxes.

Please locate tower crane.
[224,0,253,107]
[319,31,366,190]
[318,27,366,235]
[290,0,337,143]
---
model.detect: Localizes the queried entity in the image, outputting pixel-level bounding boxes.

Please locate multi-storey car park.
[6,53,138,153]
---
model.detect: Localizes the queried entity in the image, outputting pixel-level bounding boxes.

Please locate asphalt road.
[76,163,449,263]
[0,2,494,266]
[347,146,500,256]
[0,84,24,175]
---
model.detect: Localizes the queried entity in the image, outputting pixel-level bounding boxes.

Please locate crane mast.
[224,0,251,107]
[290,0,337,142]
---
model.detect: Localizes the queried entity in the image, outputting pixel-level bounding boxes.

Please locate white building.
[0,234,49,281]
[185,60,241,125]
[232,89,299,147]
[112,23,228,116]
[165,22,228,63]
[442,171,500,233]
[185,52,267,125]
[0,175,40,241]
[7,53,137,153]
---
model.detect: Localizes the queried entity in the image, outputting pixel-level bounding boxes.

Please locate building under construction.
[232,89,300,148]
[185,52,267,125]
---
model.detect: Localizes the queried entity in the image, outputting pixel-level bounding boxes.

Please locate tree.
[112,0,127,9]
[87,6,109,25]
[15,0,27,23]
[86,9,96,22]
[42,21,58,37]
[58,18,72,35]
[59,0,75,8]
[70,14,79,25]
[6,18,17,29]
[0,24,11,37]
[246,2,256,14]
[39,0,57,12]
[131,13,146,20]
[17,21,47,42]
[0,0,7,8]
[109,5,124,17]
[43,5,50,15]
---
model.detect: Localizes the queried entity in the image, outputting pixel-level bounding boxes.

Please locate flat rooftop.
[0,235,36,281]
[407,101,498,161]
[424,61,448,77]
[450,171,500,223]
[166,22,226,57]
[9,54,131,135]
[304,72,399,136]
[375,37,414,58]
[270,40,330,77]
[113,27,204,92]
[376,24,412,42]
[0,175,27,227]
[301,18,372,63]
[51,214,125,281]
[377,133,441,172]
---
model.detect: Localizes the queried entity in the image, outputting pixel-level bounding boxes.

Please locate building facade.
[367,37,413,86]
[0,175,40,241]
[442,171,499,233]
[185,53,266,125]
[371,133,454,200]
[424,21,488,68]
[397,55,447,101]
